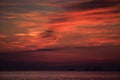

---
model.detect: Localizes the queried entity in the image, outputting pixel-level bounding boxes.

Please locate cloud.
[0,0,62,14]
[64,0,120,12]
[49,17,69,23]
[0,0,120,52]
[41,29,57,39]
[0,34,7,38]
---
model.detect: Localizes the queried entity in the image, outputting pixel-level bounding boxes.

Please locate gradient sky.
[0,0,120,68]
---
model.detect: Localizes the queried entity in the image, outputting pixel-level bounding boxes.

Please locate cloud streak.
[64,0,120,11]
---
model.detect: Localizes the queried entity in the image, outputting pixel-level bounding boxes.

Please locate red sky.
[0,0,120,68]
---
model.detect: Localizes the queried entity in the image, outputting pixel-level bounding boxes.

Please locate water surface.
[0,71,120,80]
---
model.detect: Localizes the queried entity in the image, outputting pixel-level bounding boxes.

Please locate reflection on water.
[0,71,120,80]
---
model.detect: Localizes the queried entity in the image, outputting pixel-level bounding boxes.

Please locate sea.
[0,71,120,80]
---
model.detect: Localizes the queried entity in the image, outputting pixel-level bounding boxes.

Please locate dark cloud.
[35,48,58,51]
[40,28,60,46]
[0,0,61,13]
[83,8,120,16]
[111,9,120,13]
[24,48,61,52]
[41,29,57,39]
[64,0,120,12]
[0,5,57,13]
[0,0,30,2]
[49,17,69,23]
[85,9,120,15]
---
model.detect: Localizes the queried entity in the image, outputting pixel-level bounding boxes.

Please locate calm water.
[0,71,120,80]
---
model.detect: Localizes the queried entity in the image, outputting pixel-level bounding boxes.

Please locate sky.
[0,0,120,70]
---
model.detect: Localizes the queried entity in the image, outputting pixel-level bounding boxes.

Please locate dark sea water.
[0,71,120,80]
